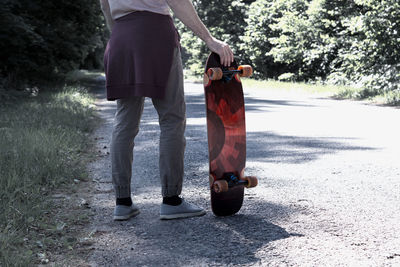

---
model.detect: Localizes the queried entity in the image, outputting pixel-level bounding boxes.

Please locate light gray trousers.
[111,48,186,198]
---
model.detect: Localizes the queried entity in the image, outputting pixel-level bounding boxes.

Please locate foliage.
[241,0,400,95]
[175,0,251,76]
[0,0,105,88]
[1,0,398,98]
[241,0,297,78]
[331,0,400,94]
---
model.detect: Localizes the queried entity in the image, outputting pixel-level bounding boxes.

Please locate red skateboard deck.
[203,52,257,216]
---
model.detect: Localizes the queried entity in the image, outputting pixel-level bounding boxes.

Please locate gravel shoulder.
[86,82,400,266]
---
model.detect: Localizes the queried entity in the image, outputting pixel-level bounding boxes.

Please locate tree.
[175,0,251,76]
[0,0,105,89]
[242,0,303,79]
[332,0,400,95]
[244,0,399,97]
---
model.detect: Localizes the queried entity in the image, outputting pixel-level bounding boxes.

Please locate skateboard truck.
[223,172,248,187]
[207,65,253,83]
[212,172,258,193]
[220,68,240,83]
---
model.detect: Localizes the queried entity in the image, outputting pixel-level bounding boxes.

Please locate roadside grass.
[0,85,97,265]
[334,87,400,106]
[185,71,399,106]
[185,72,355,95]
[242,79,400,105]
[241,79,354,95]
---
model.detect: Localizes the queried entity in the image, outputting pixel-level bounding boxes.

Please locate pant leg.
[111,96,145,198]
[152,47,186,197]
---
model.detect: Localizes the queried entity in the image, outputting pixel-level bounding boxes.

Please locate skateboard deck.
[203,52,257,216]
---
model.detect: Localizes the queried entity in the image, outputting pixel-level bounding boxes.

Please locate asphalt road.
[87,81,400,266]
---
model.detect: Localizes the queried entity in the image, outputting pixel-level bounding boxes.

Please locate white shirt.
[108,0,170,20]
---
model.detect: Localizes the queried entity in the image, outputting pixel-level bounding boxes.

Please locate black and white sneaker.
[113,204,140,221]
[160,198,206,220]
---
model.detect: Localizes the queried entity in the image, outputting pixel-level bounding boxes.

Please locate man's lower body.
[110,48,205,220]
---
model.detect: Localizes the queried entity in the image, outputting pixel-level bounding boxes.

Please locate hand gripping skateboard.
[203,52,258,216]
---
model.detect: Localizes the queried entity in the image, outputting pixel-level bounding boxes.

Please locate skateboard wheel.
[203,73,211,87]
[209,174,216,188]
[243,176,258,188]
[207,68,223,81]
[238,65,253,78]
[213,180,229,193]
[234,73,241,83]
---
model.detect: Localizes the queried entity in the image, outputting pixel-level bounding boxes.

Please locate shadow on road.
[184,91,318,119]
[183,92,375,167]
[92,198,303,266]
[246,132,375,164]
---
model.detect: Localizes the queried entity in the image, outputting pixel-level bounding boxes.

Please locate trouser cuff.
[162,185,182,198]
[114,186,131,198]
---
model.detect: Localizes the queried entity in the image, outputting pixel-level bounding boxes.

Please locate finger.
[221,50,226,66]
[227,49,231,66]
[227,46,234,63]
[223,48,229,66]
[219,45,226,66]
[226,47,233,66]
[223,53,228,66]
[219,49,224,65]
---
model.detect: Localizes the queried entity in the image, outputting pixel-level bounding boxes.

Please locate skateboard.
[203,52,258,216]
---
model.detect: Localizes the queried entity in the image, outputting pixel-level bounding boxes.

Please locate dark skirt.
[104,11,180,100]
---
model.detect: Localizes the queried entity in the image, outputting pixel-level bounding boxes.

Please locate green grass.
[0,86,97,265]
[382,90,400,106]
[241,78,356,95]
[334,87,400,106]
[244,79,400,105]
[185,72,399,106]
[185,72,355,95]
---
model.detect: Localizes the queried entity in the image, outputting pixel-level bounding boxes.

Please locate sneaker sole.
[113,209,140,221]
[160,210,206,220]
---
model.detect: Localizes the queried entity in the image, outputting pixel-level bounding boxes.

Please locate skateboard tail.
[210,186,244,216]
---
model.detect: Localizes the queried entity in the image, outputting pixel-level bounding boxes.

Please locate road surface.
[87,82,400,266]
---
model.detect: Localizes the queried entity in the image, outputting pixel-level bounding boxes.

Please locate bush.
[331,0,400,94]
[247,0,359,81]
[241,0,291,79]
[176,0,252,76]
[0,0,106,88]
[243,0,400,97]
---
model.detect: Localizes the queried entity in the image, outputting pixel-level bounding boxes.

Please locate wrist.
[204,35,214,45]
